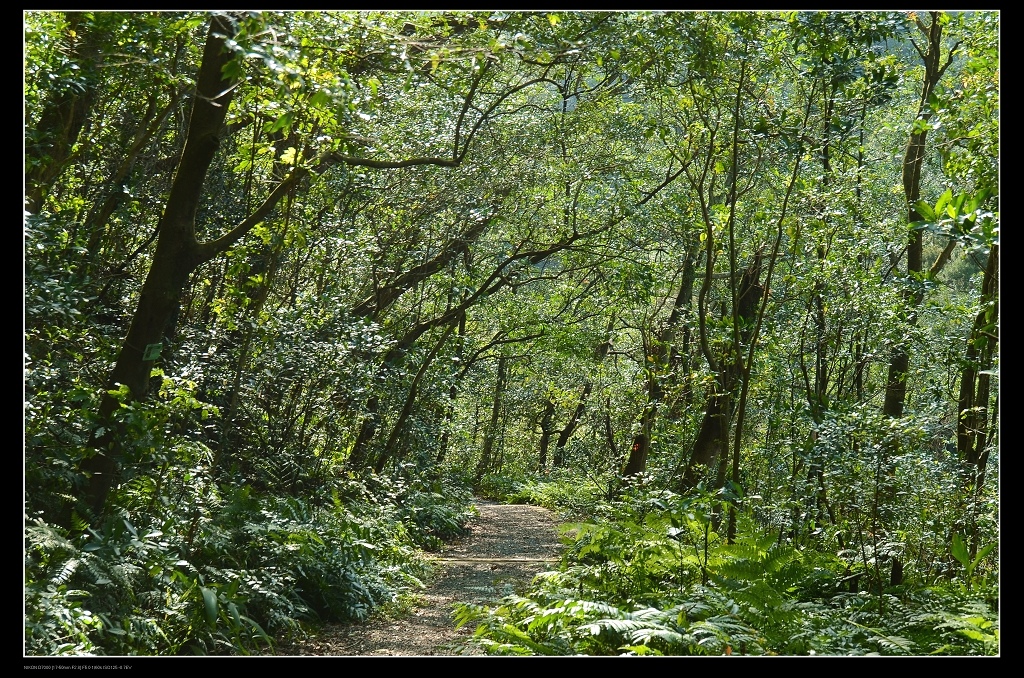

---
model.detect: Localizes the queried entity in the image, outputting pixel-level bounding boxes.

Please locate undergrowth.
[477,468,608,518]
[455,479,999,656]
[25,468,476,656]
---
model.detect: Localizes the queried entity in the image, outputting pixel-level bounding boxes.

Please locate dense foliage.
[25,10,997,656]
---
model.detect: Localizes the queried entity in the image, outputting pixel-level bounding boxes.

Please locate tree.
[874,11,961,585]
[72,14,319,518]
[882,11,961,420]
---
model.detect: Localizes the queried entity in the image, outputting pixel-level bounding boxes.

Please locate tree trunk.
[77,15,243,519]
[375,323,455,472]
[347,393,381,471]
[957,243,998,491]
[553,316,614,466]
[621,258,695,477]
[436,310,467,463]
[883,12,956,419]
[680,255,763,490]
[680,392,730,488]
[475,356,508,483]
[537,397,556,471]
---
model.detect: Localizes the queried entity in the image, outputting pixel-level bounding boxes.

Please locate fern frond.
[571,599,622,616]
[52,558,80,586]
[620,644,664,656]
[477,638,536,656]
[25,519,75,557]
[844,617,918,655]
[494,622,563,655]
[582,617,648,636]
[629,627,686,646]
[875,633,916,654]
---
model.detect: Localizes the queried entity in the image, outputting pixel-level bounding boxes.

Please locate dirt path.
[270,499,562,656]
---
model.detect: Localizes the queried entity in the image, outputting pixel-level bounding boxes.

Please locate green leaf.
[201,586,219,628]
[969,543,995,574]
[266,111,293,135]
[950,533,969,568]
[308,89,330,108]
[279,147,298,165]
[959,628,993,642]
[965,188,993,213]
[914,200,936,222]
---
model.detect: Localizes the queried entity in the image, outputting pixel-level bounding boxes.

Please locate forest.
[24,10,998,656]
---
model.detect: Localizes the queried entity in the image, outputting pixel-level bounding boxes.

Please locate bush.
[398,473,475,551]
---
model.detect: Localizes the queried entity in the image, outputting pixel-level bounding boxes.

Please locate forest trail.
[269,500,562,656]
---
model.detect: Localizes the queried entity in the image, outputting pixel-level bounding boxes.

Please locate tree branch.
[350,213,495,318]
[927,238,957,279]
[195,165,309,263]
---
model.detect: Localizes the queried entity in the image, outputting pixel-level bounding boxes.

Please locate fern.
[25,519,75,557]
[843,618,917,656]
[906,593,999,655]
